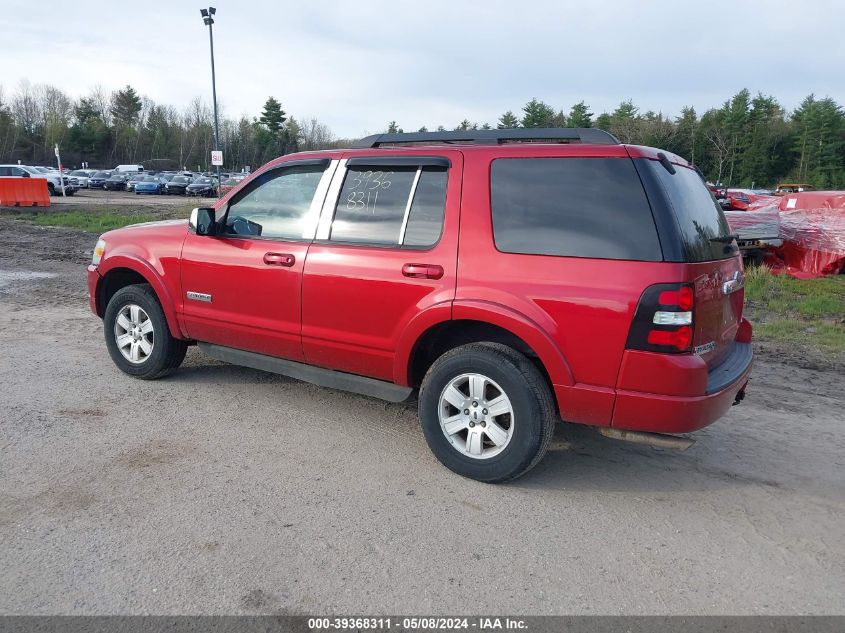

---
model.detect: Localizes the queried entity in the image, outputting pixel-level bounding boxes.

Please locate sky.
[3,0,844,138]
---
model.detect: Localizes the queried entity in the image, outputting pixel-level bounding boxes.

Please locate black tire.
[103,283,187,380]
[47,183,55,196]
[418,342,556,483]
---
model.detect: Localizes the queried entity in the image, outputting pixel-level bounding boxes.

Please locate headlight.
[92,239,106,266]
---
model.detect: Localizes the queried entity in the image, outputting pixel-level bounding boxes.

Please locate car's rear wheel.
[47,183,55,195]
[419,342,556,483]
[103,284,187,380]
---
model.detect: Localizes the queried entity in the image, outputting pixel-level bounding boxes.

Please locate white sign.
[211,150,223,166]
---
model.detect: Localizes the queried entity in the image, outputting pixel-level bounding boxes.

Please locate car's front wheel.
[103,284,187,380]
[419,343,556,483]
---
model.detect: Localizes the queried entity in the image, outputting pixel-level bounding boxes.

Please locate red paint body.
[88,143,752,434]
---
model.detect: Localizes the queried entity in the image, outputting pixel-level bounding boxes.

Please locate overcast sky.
[4,0,844,138]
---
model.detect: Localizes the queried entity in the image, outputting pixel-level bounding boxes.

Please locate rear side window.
[646,163,733,261]
[490,158,662,261]
[330,166,447,247]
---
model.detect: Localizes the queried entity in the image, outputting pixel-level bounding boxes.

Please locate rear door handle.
[402,263,444,280]
[263,252,296,267]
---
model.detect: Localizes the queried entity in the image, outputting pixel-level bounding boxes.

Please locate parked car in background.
[164,175,192,195]
[69,169,94,188]
[103,174,128,191]
[218,177,241,196]
[113,164,145,174]
[186,176,218,197]
[8,165,76,196]
[724,189,776,211]
[89,171,111,189]
[87,128,752,482]
[125,174,146,192]
[774,183,815,195]
[134,175,167,195]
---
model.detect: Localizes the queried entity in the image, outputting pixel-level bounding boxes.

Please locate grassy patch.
[13,209,162,232]
[744,265,845,354]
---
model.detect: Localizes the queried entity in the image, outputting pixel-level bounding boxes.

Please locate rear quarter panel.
[456,147,693,425]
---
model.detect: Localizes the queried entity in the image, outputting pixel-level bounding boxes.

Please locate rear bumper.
[87,265,101,317]
[611,342,753,434]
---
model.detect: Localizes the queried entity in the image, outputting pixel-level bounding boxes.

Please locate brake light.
[626,283,696,354]
[647,325,692,350]
[658,286,694,311]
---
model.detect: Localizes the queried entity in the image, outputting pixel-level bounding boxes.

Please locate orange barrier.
[0,177,51,207]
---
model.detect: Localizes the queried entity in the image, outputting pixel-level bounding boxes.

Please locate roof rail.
[353,127,620,149]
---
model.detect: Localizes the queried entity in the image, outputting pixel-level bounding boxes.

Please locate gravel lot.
[0,217,843,615]
[50,188,213,209]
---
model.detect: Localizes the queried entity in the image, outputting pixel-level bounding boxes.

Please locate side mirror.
[189,207,217,236]
[20,171,30,178]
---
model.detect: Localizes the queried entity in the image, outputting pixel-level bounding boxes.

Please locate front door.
[301,152,462,381]
[180,159,336,361]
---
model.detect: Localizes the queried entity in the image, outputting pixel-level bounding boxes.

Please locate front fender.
[96,255,184,339]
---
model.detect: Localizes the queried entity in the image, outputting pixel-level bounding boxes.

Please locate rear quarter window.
[490,157,662,261]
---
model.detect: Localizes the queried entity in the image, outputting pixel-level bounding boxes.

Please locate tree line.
[1,81,842,188]
[0,82,341,173]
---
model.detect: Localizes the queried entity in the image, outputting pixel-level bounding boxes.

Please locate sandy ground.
[0,217,843,615]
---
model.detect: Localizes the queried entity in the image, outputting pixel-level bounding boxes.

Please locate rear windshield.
[490,157,662,261]
[647,163,733,261]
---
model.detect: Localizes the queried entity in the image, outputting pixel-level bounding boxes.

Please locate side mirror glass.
[189,207,216,236]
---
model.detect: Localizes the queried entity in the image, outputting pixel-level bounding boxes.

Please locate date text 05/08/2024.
[308,617,528,630]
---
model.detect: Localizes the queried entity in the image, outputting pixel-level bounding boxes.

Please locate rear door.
[300,151,462,381]
[640,160,744,368]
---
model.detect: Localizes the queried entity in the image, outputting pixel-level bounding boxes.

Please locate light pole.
[200,7,221,186]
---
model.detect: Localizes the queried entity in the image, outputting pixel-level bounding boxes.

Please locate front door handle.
[402,263,444,280]
[263,252,296,267]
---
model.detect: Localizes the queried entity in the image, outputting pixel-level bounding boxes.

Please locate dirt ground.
[0,216,843,615]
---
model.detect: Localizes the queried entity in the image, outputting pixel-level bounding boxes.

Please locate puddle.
[0,270,58,288]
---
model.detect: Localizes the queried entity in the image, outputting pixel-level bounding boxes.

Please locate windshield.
[70,170,87,176]
[172,176,188,183]
[93,172,109,178]
[21,166,41,175]
[142,176,158,182]
[35,167,51,173]
[194,177,212,184]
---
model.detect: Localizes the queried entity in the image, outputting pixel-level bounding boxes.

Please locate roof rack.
[353,127,620,149]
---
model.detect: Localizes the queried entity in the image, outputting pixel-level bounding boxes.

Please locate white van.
[113,164,145,173]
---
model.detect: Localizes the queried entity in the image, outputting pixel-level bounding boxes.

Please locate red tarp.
[726,192,845,278]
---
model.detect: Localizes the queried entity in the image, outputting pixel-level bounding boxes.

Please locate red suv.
[87,129,752,482]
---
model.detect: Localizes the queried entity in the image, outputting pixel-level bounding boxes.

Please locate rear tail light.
[626,283,695,353]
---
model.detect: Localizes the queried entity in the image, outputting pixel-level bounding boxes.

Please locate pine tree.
[387,120,402,133]
[109,85,142,126]
[521,98,556,128]
[609,100,640,143]
[259,97,287,133]
[498,111,519,129]
[567,101,593,128]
